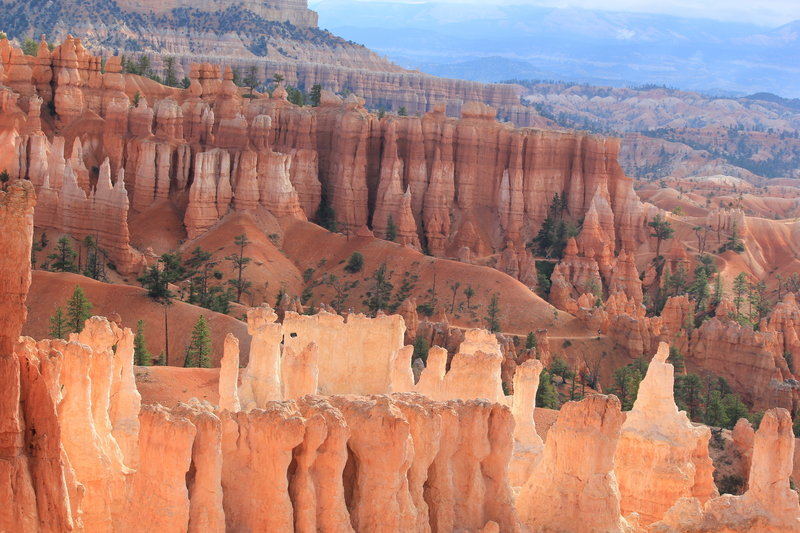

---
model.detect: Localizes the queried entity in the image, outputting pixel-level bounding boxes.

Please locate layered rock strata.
[0,37,650,281]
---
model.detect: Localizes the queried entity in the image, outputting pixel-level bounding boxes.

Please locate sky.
[308,0,800,27]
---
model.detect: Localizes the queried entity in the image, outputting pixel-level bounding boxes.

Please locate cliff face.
[0,38,648,280]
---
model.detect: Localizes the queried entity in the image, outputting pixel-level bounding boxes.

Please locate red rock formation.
[0,180,35,353]
[615,343,716,525]
[691,312,792,411]
[654,408,800,532]
[518,395,629,532]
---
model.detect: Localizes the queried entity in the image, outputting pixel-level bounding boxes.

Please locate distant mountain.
[314,1,800,97]
[513,81,800,181]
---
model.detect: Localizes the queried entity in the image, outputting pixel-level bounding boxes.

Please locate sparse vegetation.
[345,252,364,273]
[184,315,212,368]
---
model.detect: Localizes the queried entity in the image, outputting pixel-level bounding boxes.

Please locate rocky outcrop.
[218,333,240,413]
[0,180,35,354]
[615,343,716,525]
[282,310,408,396]
[517,395,630,533]
[652,408,800,532]
[691,312,792,411]
[509,359,544,487]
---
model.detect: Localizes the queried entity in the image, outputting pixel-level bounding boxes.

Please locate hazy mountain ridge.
[315,1,800,97]
[515,81,800,181]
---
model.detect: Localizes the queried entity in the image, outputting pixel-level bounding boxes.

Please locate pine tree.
[344,252,364,273]
[184,316,212,368]
[386,215,397,242]
[674,373,703,421]
[688,264,710,313]
[611,365,644,411]
[485,293,501,332]
[463,285,475,309]
[536,370,560,409]
[138,262,174,303]
[48,306,69,339]
[732,272,749,317]
[82,235,104,280]
[412,335,429,365]
[309,84,322,107]
[163,56,178,87]
[49,235,78,273]
[525,331,538,351]
[363,263,393,316]
[133,320,152,366]
[648,214,675,259]
[226,234,252,303]
[704,390,726,427]
[449,281,461,313]
[66,285,92,334]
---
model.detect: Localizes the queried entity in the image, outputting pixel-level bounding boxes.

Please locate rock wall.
[0,38,649,282]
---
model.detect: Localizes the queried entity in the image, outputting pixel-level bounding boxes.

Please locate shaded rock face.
[0,38,648,283]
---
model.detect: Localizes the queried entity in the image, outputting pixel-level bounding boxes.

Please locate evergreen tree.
[157,253,185,284]
[226,234,252,303]
[21,38,38,56]
[536,370,560,409]
[138,263,173,302]
[386,215,397,242]
[463,285,475,309]
[48,306,69,339]
[668,346,685,373]
[711,274,725,309]
[412,335,429,365]
[704,390,726,427]
[485,293,501,332]
[648,214,675,259]
[133,320,152,366]
[674,373,703,421]
[287,86,305,106]
[244,67,260,96]
[721,394,749,428]
[309,84,322,107]
[184,316,212,368]
[345,252,364,273]
[720,221,745,253]
[163,57,178,87]
[449,281,461,313]
[611,364,644,411]
[363,263,393,316]
[688,264,710,313]
[66,285,92,334]
[529,194,578,258]
[82,235,105,280]
[525,331,538,351]
[732,272,749,317]
[549,357,575,381]
[48,235,78,273]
